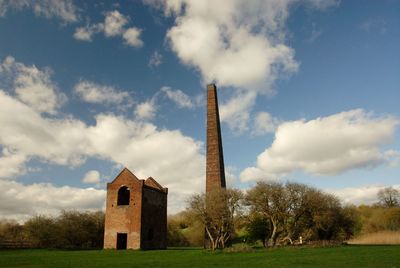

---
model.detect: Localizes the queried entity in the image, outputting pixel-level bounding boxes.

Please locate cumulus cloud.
[134,100,156,120]
[149,50,163,67]
[329,184,400,206]
[103,10,128,37]
[161,86,194,109]
[73,24,103,42]
[0,180,105,222]
[162,0,299,91]
[151,0,300,132]
[144,0,340,132]
[0,89,205,214]
[241,109,399,181]
[219,91,256,133]
[133,86,201,119]
[122,27,144,47]
[73,26,93,41]
[73,10,143,48]
[252,111,280,136]
[0,56,66,114]
[74,80,132,106]
[82,170,101,184]
[0,0,78,22]
[0,148,27,178]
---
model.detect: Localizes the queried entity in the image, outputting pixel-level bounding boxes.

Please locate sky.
[0,0,399,221]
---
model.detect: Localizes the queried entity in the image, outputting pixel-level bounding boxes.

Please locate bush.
[24,211,104,249]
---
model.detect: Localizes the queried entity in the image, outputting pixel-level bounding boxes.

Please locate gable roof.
[145,177,168,193]
[109,167,140,184]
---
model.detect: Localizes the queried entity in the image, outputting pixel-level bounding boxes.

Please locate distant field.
[348,231,400,245]
[0,245,399,268]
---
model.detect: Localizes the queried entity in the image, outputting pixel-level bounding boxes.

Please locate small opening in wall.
[147,228,154,241]
[116,233,127,250]
[117,186,130,206]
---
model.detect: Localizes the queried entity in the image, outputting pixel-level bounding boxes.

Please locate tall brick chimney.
[206,84,226,193]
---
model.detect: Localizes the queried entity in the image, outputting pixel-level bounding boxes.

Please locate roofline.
[109,167,140,184]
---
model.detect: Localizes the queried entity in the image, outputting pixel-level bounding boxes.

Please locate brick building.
[103,168,168,250]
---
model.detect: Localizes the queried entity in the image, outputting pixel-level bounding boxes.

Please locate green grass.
[0,245,399,268]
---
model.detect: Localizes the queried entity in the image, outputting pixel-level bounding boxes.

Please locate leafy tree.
[245,182,289,246]
[245,214,270,247]
[245,182,357,246]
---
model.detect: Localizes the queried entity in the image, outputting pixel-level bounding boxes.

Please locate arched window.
[117,186,130,206]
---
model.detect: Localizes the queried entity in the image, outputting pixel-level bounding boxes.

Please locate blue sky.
[0,0,399,220]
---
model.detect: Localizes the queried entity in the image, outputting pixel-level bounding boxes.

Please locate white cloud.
[163,0,299,91]
[161,86,193,109]
[0,56,66,114]
[122,27,144,47]
[0,0,78,22]
[73,23,106,42]
[384,150,400,167]
[252,111,280,136]
[0,180,105,222]
[144,0,340,133]
[0,148,27,179]
[241,109,399,182]
[135,100,156,120]
[74,80,132,106]
[0,89,205,214]
[104,10,128,37]
[225,166,238,188]
[220,91,256,133]
[74,27,93,41]
[82,170,101,184]
[149,50,163,67]
[329,184,400,206]
[73,10,144,48]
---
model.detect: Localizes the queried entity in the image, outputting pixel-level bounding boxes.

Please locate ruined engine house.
[103,168,168,250]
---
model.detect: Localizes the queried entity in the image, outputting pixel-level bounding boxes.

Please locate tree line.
[0,184,398,250]
[168,184,400,250]
[0,211,104,249]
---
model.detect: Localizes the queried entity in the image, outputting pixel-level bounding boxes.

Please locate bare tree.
[187,188,243,250]
[378,187,400,207]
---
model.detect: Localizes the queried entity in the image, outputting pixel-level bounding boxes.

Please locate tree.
[57,210,104,248]
[167,212,190,246]
[187,188,243,250]
[245,182,289,246]
[245,214,270,247]
[377,187,400,208]
[24,211,104,249]
[25,216,59,248]
[245,182,357,245]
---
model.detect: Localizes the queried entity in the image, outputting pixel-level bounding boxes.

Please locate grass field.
[0,245,399,268]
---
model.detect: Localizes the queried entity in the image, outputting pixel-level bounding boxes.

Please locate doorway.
[116,233,127,249]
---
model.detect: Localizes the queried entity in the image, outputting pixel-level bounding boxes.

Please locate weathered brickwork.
[103,168,168,250]
[206,84,226,193]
